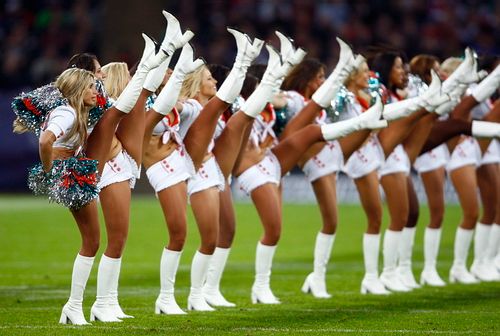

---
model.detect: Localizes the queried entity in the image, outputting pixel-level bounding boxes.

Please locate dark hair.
[67,53,99,73]
[367,47,407,90]
[240,73,259,99]
[410,54,439,85]
[281,58,325,95]
[247,64,267,81]
[208,64,230,88]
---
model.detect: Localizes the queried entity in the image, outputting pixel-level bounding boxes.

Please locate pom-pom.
[12,84,68,136]
[273,105,293,137]
[145,94,156,111]
[331,85,354,121]
[28,157,100,210]
[88,80,112,128]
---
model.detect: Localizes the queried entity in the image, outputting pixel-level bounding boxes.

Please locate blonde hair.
[440,57,462,78]
[345,61,368,87]
[102,62,130,99]
[55,68,96,147]
[179,65,208,100]
[13,117,28,134]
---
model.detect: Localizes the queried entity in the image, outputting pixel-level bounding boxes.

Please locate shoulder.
[52,105,76,117]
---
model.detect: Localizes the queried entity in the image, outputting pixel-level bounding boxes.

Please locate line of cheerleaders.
[12,11,500,325]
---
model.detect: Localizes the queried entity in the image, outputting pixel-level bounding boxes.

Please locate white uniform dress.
[286,90,344,182]
[97,97,138,189]
[378,93,412,177]
[236,107,282,195]
[470,96,499,166]
[145,106,195,193]
[341,97,384,179]
[177,98,225,196]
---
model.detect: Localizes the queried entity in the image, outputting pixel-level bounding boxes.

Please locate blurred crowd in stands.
[1,0,499,89]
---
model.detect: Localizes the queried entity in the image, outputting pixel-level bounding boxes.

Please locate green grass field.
[0,194,498,335]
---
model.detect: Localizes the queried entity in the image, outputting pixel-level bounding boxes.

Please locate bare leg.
[184,97,230,170]
[116,90,150,165]
[450,95,480,121]
[338,130,372,161]
[99,181,131,258]
[377,110,427,158]
[421,167,446,229]
[213,112,254,178]
[190,187,220,255]
[71,200,101,257]
[271,124,324,176]
[251,183,282,246]
[403,113,438,164]
[218,183,236,248]
[406,177,419,228]
[450,165,479,230]
[157,182,188,251]
[380,172,409,232]
[354,171,383,234]
[311,174,338,235]
[280,101,322,139]
[86,107,126,174]
[477,164,498,225]
[420,119,472,155]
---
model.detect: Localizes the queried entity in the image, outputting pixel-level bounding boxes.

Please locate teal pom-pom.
[28,157,100,210]
[12,84,68,136]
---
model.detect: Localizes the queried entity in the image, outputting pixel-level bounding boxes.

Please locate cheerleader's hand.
[161,11,194,57]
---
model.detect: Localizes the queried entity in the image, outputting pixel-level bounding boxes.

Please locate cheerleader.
[230,37,387,304]
[409,55,450,286]
[12,12,179,324]
[142,27,263,312]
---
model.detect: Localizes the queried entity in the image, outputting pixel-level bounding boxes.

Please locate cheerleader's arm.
[39,130,56,173]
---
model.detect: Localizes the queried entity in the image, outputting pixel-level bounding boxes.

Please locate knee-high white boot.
[380,230,411,292]
[203,247,236,307]
[155,249,186,315]
[471,223,499,281]
[450,227,479,284]
[252,242,280,304]
[397,227,420,288]
[486,224,500,276]
[107,257,133,319]
[187,251,214,311]
[59,254,94,325]
[302,232,334,298]
[420,227,446,286]
[361,233,390,295]
[90,255,122,322]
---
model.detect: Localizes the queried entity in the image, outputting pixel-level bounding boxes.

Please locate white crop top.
[43,105,80,150]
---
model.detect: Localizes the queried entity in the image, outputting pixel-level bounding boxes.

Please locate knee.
[200,228,218,254]
[263,228,281,246]
[168,227,187,250]
[321,216,337,234]
[82,237,100,256]
[218,226,235,247]
[365,209,382,233]
[463,207,479,224]
[106,235,128,258]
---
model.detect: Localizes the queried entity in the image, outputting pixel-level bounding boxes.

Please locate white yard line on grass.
[0,325,491,334]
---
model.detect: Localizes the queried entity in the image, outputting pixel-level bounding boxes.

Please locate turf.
[0,195,498,335]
